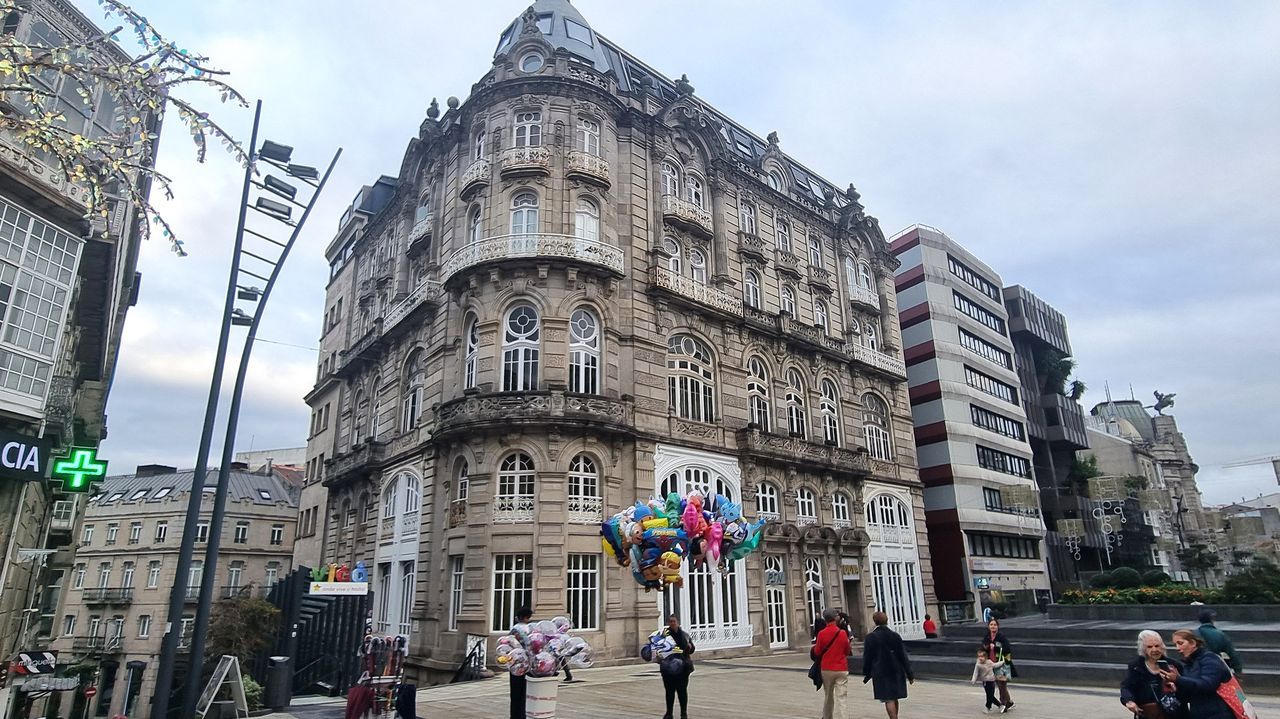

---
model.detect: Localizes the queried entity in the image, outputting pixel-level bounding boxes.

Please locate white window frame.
[661,160,681,197]
[747,356,771,432]
[781,285,796,316]
[566,553,600,631]
[468,205,482,244]
[776,220,792,252]
[490,553,533,632]
[146,562,160,589]
[820,379,840,445]
[513,111,542,148]
[863,393,893,461]
[233,522,249,544]
[568,308,600,395]
[686,174,705,208]
[744,270,761,309]
[510,192,539,235]
[574,197,600,242]
[832,493,851,527]
[464,316,479,389]
[814,299,828,332]
[739,202,757,235]
[663,237,682,274]
[804,557,824,632]
[756,481,780,520]
[495,453,536,523]
[154,522,168,543]
[402,350,425,431]
[502,304,541,392]
[786,369,807,438]
[808,232,823,268]
[449,555,464,631]
[667,334,716,423]
[575,117,600,156]
[796,488,817,525]
[689,248,707,284]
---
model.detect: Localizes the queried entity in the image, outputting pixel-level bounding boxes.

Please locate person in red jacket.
[922,614,938,638]
[816,608,853,719]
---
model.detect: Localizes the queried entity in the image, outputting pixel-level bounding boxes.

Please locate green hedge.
[1059,585,1225,605]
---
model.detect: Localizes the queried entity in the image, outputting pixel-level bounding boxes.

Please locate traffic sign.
[84,685,97,698]
[51,446,108,492]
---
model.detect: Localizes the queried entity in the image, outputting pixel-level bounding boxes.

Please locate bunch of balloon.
[495,616,594,678]
[600,490,768,590]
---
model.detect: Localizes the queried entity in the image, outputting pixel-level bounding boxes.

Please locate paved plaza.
[273,652,1280,719]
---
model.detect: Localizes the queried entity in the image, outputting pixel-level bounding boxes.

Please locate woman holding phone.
[1159,629,1233,719]
[1121,630,1183,719]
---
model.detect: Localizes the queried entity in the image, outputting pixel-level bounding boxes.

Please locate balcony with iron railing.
[737,231,767,262]
[848,285,881,311]
[493,495,535,524]
[324,440,387,488]
[832,517,853,529]
[660,194,713,237]
[774,249,803,278]
[82,587,133,605]
[848,344,907,379]
[460,158,490,197]
[336,320,384,377]
[807,265,834,293]
[649,266,742,318]
[72,635,123,653]
[384,280,441,335]
[735,428,871,476]
[565,150,610,187]
[498,146,552,178]
[408,207,434,252]
[567,495,603,524]
[183,586,201,603]
[440,234,624,283]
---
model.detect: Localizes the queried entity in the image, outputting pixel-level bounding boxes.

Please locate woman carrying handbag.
[812,608,852,719]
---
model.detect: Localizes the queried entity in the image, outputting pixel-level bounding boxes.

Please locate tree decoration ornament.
[1,0,249,255]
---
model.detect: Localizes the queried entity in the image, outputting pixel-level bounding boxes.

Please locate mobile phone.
[1157,660,1170,671]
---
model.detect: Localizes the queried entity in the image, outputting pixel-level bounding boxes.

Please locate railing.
[498,146,552,176]
[440,234,624,282]
[796,515,817,527]
[566,151,610,185]
[408,212,434,243]
[220,585,250,600]
[832,518,852,529]
[338,321,383,375]
[460,159,490,194]
[567,495,603,524]
[384,280,441,333]
[437,390,634,432]
[660,194,713,236]
[849,344,907,378]
[757,510,780,522]
[775,249,803,276]
[650,266,742,317]
[867,523,914,545]
[183,586,201,603]
[808,265,833,287]
[493,496,534,524]
[848,286,880,310]
[72,635,123,652]
[735,428,870,475]
[324,441,387,487]
[83,587,133,604]
[738,231,767,260]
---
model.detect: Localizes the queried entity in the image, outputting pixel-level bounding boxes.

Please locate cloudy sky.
[85,1,1279,505]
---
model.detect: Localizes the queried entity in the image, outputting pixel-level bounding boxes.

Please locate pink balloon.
[706,522,724,563]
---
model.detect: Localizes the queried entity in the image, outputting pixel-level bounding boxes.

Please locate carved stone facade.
[300,0,934,682]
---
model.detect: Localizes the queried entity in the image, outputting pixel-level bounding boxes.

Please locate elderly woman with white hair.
[1121,630,1184,719]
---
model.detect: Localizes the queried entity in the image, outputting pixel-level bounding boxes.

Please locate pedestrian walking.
[1158,629,1234,719]
[656,614,695,719]
[814,608,852,719]
[981,618,1016,712]
[971,648,1005,713]
[1197,609,1244,676]
[922,614,938,639]
[862,611,914,719]
[1120,630,1184,719]
[509,605,532,719]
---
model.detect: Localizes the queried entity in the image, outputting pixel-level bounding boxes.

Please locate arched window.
[402,350,425,431]
[858,261,874,290]
[740,202,757,235]
[844,256,858,294]
[415,188,432,225]
[814,300,828,332]
[468,205,482,244]
[781,285,796,316]
[776,219,792,252]
[689,248,707,284]
[661,160,681,197]
[351,390,367,446]
[502,304,540,391]
[663,237,682,274]
[1,12,19,37]
[804,558,824,631]
[667,334,716,423]
[796,487,817,525]
[744,270,761,309]
[495,453,536,522]
[473,130,486,160]
[821,379,840,445]
[865,322,879,351]
[574,197,599,242]
[463,315,479,389]
[756,481,780,519]
[402,474,421,514]
[686,174,705,208]
[568,454,602,523]
[832,492,851,528]
[747,356,771,431]
[767,170,784,192]
[382,476,400,519]
[575,117,600,156]
[514,111,541,147]
[367,374,380,441]
[510,192,538,234]
[863,393,893,461]
[786,369,807,438]
[568,307,600,395]
[808,231,823,268]
[449,461,468,528]
[866,493,911,529]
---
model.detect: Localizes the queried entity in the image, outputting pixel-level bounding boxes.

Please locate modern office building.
[891,225,1048,619]
[0,0,153,702]
[45,465,298,718]
[300,0,936,683]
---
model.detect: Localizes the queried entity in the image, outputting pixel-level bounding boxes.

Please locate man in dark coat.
[862,611,914,719]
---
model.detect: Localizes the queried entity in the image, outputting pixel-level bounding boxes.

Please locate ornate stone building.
[300,0,934,679]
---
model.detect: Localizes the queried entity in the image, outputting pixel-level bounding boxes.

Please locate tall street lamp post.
[149,100,341,719]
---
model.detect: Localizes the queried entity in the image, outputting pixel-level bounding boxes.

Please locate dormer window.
[767,170,784,192]
[564,18,594,45]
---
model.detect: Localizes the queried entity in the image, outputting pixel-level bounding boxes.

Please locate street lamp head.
[237,286,262,301]
[258,140,293,164]
[230,309,253,326]
[255,197,292,221]
[287,163,319,180]
[264,175,297,200]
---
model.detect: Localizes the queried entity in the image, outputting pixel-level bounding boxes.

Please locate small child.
[971,648,1006,712]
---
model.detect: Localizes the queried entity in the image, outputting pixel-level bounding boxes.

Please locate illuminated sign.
[50,446,108,492]
[0,429,53,482]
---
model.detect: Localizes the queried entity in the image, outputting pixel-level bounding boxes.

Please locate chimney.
[135,464,177,477]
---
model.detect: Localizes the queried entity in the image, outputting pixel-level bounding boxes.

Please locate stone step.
[941,623,1280,648]
[904,637,1280,666]
[849,655,1280,692]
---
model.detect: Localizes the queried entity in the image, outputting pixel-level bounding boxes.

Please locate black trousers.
[983,681,998,708]
[662,669,689,717]
[510,673,526,719]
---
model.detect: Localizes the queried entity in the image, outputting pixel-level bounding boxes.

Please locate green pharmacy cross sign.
[51,447,108,492]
